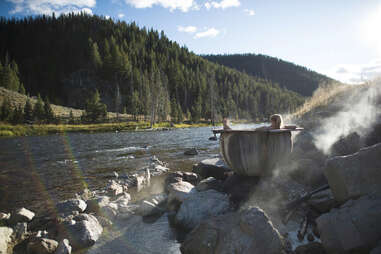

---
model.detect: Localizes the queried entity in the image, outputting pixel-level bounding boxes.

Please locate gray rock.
[307,189,338,213]
[371,241,381,254]
[167,181,195,204]
[331,132,361,156]
[9,208,35,225]
[61,213,102,250]
[136,193,167,217]
[165,171,199,188]
[0,227,13,254]
[56,199,87,216]
[27,238,58,254]
[0,213,10,222]
[294,242,326,254]
[184,148,198,155]
[180,207,285,254]
[14,222,28,242]
[106,180,124,196]
[192,158,231,180]
[175,189,230,231]
[324,143,381,203]
[136,169,151,192]
[316,194,381,254]
[195,177,223,192]
[54,239,72,254]
[86,196,110,214]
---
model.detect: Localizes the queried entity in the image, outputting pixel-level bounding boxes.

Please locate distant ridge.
[203,54,339,97]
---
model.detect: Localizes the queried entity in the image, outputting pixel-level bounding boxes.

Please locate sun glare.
[362,4,381,55]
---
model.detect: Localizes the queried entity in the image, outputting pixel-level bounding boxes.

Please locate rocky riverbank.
[1,118,381,254]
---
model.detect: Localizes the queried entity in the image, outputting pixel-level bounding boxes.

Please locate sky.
[0,0,381,84]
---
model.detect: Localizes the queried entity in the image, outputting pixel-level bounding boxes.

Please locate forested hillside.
[204,54,338,97]
[0,13,304,122]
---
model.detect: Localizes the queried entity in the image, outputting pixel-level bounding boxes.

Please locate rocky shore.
[1,123,381,253]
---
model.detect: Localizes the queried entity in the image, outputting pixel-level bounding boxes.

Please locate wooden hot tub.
[213,128,303,176]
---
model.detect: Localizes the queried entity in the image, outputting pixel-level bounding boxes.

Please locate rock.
[331,132,361,156]
[181,207,285,254]
[60,213,102,250]
[370,241,381,254]
[27,238,58,254]
[324,143,381,203]
[75,188,94,201]
[222,173,259,207]
[175,189,230,231]
[86,196,110,214]
[294,242,326,254]
[56,199,86,216]
[193,158,232,180]
[307,189,338,214]
[9,208,35,225]
[54,239,72,254]
[0,227,13,254]
[165,171,199,188]
[184,148,198,155]
[136,169,151,192]
[95,216,113,228]
[167,181,195,204]
[106,180,124,196]
[195,177,223,192]
[0,213,10,222]
[136,194,167,217]
[289,158,327,188]
[14,222,28,242]
[316,194,381,254]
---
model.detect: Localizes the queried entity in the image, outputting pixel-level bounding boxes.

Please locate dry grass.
[289,83,351,120]
[0,87,133,119]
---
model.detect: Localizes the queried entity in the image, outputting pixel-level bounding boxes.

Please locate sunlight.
[362,4,381,55]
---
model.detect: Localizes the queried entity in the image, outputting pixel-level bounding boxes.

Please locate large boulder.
[175,189,230,231]
[27,238,58,254]
[192,158,232,180]
[180,207,286,254]
[324,143,381,203]
[9,208,35,225]
[316,194,381,254]
[136,193,167,217]
[60,214,102,250]
[56,199,87,216]
[331,132,361,156]
[222,173,259,207]
[195,177,223,192]
[0,227,13,254]
[54,239,72,254]
[167,181,196,208]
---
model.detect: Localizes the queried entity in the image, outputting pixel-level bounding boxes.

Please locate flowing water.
[0,124,259,253]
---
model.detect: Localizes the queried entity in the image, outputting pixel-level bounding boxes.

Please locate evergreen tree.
[89,39,103,70]
[33,94,44,122]
[130,90,140,120]
[24,99,33,123]
[1,97,12,121]
[43,97,54,123]
[19,83,26,94]
[10,105,24,124]
[83,89,107,123]
[68,110,75,124]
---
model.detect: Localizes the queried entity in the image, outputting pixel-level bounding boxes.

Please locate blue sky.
[1,0,381,84]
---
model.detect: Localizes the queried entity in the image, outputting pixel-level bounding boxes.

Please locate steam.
[313,80,381,154]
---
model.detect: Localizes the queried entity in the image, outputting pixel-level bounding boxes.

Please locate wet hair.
[270,114,284,129]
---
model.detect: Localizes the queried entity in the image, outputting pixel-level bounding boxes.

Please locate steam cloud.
[313,80,381,154]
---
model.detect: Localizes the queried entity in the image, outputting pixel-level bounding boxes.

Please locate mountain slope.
[204,54,339,97]
[0,14,304,121]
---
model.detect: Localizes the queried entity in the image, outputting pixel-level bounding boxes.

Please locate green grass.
[0,121,215,137]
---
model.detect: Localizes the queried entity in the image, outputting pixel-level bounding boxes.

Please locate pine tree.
[10,105,24,124]
[33,94,44,122]
[19,83,26,94]
[24,99,33,123]
[83,89,107,123]
[43,97,54,123]
[89,38,103,70]
[1,97,12,121]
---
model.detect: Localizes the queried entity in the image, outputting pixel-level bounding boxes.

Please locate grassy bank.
[0,121,212,137]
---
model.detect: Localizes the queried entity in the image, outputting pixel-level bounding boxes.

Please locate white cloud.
[194,27,220,39]
[7,0,96,15]
[326,59,381,84]
[118,13,125,18]
[178,25,197,33]
[204,0,240,10]
[244,8,255,16]
[105,15,110,19]
[124,0,196,12]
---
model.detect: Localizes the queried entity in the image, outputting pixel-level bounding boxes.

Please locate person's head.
[270,114,283,129]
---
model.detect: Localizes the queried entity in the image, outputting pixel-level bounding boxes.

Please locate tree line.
[0,13,305,123]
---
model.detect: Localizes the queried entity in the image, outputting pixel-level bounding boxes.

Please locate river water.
[0,124,260,253]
